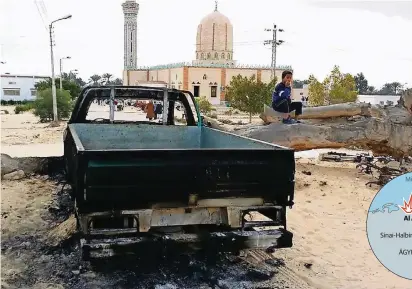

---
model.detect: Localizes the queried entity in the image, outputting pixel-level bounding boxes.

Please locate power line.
[39,0,48,20]
[34,0,48,31]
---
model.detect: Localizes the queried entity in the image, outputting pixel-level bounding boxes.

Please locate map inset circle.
[366,172,412,280]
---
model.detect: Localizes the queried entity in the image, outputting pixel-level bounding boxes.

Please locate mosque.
[121,0,293,105]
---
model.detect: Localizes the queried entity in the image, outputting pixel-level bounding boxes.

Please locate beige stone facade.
[123,64,289,105]
[122,2,293,105]
[195,3,235,66]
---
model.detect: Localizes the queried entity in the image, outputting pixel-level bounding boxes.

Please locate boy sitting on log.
[272,70,303,124]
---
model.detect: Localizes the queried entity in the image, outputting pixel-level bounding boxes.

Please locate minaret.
[122,0,139,70]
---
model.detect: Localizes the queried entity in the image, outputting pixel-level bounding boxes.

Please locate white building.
[357,94,401,106]
[292,84,309,101]
[1,74,49,101]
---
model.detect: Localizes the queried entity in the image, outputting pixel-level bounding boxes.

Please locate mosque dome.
[195,2,234,64]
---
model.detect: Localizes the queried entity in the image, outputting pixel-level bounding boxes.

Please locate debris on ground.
[46,214,77,247]
[2,169,25,180]
[319,151,412,186]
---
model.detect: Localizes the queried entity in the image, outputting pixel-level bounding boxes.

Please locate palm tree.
[102,73,113,85]
[391,82,403,95]
[112,78,123,85]
[89,75,101,86]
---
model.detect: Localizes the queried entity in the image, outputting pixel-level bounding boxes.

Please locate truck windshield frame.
[69,86,200,126]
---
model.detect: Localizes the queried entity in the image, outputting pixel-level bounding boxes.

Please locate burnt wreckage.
[64,86,295,259]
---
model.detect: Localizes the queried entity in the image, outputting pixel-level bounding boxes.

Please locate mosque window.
[210,86,217,98]
[227,53,231,60]
[207,53,211,59]
[214,52,218,59]
[221,53,225,59]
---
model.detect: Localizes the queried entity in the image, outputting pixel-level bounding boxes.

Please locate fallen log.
[402,89,412,114]
[202,106,412,156]
[243,111,412,156]
[260,102,373,123]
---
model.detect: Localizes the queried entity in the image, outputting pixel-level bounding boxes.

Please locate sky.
[0,0,411,88]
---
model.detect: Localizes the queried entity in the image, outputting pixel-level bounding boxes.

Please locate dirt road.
[2,162,412,288]
[1,174,313,289]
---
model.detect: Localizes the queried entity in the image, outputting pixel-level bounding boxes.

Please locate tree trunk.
[207,105,412,157]
[260,103,377,123]
[402,89,412,114]
[246,107,412,156]
[249,111,252,124]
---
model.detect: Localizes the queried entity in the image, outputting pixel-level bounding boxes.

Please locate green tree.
[377,82,404,95]
[293,79,309,89]
[102,73,113,85]
[328,68,358,104]
[354,72,369,94]
[308,66,357,106]
[112,78,123,85]
[89,74,101,86]
[33,88,73,122]
[34,78,81,100]
[367,86,376,94]
[391,82,403,95]
[195,96,213,114]
[308,74,325,106]
[225,74,276,123]
[61,72,86,87]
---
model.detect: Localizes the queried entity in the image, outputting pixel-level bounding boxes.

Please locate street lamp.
[49,14,72,123]
[59,56,71,90]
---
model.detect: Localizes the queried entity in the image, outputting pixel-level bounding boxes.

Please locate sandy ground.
[2,107,412,288]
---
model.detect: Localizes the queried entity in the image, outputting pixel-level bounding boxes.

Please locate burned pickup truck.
[64,86,295,259]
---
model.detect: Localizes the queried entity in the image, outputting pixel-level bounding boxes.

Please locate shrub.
[195,96,213,114]
[14,103,34,114]
[33,89,73,122]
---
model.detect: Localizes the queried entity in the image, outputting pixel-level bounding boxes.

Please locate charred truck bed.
[64,86,295,259]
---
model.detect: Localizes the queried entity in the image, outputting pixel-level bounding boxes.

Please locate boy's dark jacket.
[272,82,291,103]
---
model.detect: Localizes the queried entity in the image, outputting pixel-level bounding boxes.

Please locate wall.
[0,75,49,101]
[357,94,401,105]
[125,70,148,85]
[188,67,221,105]
[260,69,285,84]
[169,68,184,89]
[225,69,257,86]
[292,85,309,101]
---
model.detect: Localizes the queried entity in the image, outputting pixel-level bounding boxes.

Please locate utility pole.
[264,24,284,82]
[49,14,72,123]
[59,56,71,91]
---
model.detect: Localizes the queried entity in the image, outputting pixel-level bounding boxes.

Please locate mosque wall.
[124,70,148,85]
[188,67,221,105]
[260,69,289,84]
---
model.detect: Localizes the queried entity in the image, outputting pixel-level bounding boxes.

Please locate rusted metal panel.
[80,229,293,259]
[151,207,223,227]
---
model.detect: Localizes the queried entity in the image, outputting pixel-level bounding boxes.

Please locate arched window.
[227,53,231,60]
[201,53,204,59]
[214,52,219,59]
[207,53,211,59]
[203,74,207,80]
[196,53,199,59]
[221,53,225,59]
